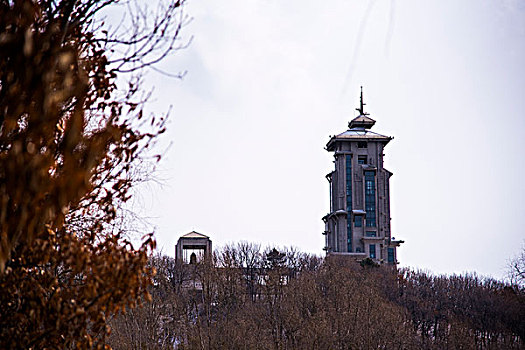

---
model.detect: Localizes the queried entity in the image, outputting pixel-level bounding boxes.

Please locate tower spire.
[356,86,369,116]
[349,86,375,129]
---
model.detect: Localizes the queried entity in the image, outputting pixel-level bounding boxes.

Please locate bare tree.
[508,244,525,287]
[107,244,525,349]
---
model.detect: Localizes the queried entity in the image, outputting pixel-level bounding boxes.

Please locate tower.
[322,88,403,264]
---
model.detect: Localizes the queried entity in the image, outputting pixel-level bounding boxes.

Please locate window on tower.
[346,155,352,252]
[358,155,367,164]
[369,244,376,259]
[364,171,376,227]
[358,141,367,148]
[387,248,395,264]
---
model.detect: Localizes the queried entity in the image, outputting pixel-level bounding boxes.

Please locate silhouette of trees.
[0,0,185,348]
[108,244,524,349]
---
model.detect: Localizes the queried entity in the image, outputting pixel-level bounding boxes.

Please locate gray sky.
[133,0,525,280]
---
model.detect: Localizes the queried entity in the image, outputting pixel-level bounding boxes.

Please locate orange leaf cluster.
[0,0,178,348]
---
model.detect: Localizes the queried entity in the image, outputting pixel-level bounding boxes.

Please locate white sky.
[131,0,525,280]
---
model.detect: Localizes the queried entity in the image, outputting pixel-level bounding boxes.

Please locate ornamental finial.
[356,86,369,116]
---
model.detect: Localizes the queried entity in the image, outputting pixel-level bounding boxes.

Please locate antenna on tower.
[356,86,369,116]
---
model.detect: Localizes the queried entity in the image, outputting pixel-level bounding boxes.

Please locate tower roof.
[326,87,392,151]
[326,130,392,151]
[334,129,390,140]
[348,115,376,129]
[326,129,392,151]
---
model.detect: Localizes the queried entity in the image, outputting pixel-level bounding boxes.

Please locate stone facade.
[175,231,212,264]
[323,91,403,264]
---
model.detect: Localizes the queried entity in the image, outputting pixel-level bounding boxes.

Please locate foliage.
[0,0,184,348]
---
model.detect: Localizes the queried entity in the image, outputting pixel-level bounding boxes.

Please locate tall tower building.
[322,88,403,264]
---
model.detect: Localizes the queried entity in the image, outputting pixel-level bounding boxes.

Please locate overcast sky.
[130,0,525,280]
